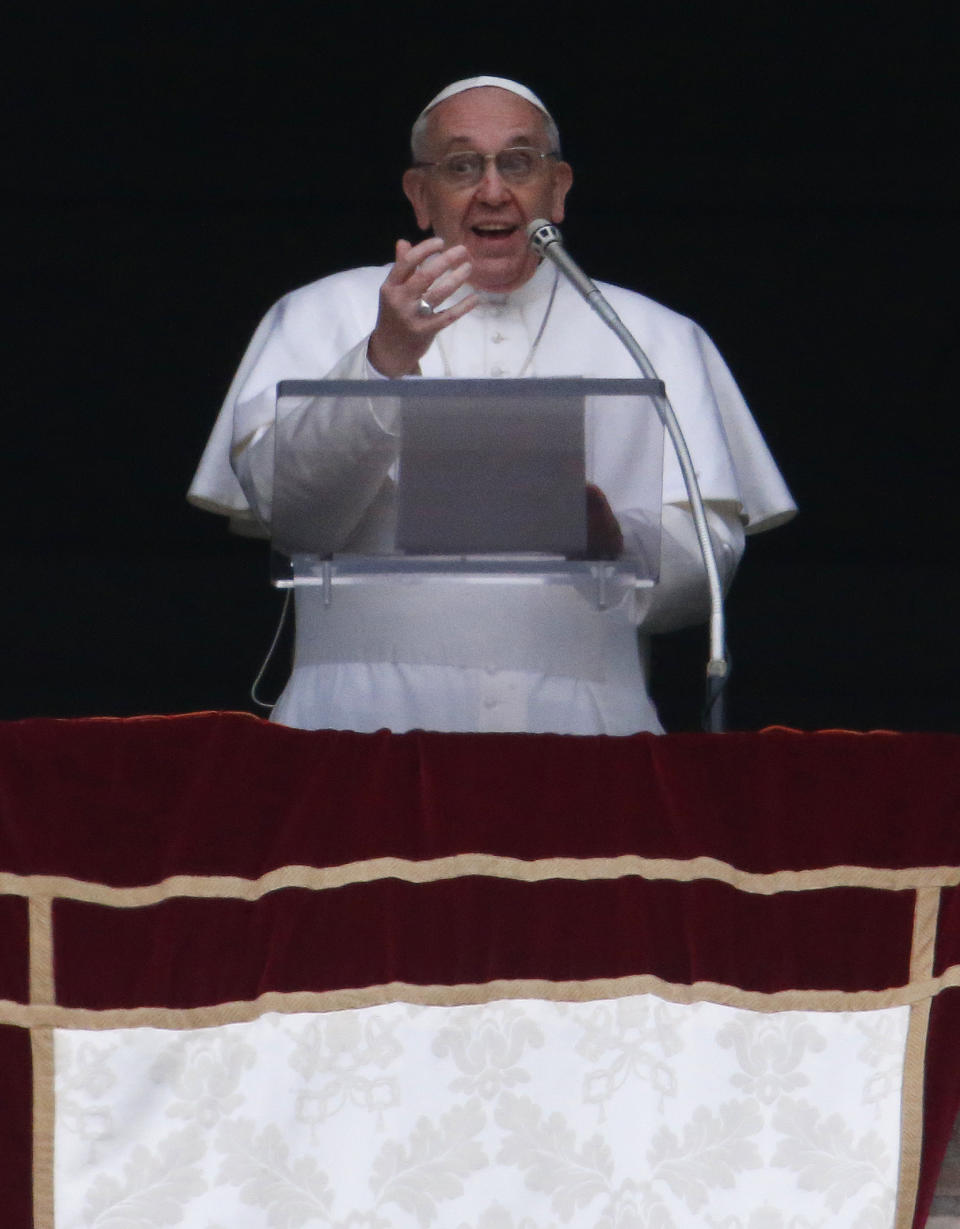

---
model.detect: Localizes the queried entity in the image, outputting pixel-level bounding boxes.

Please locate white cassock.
[189,260,796,735]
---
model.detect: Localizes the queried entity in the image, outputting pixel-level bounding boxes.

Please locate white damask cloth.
[54,995,908,1228]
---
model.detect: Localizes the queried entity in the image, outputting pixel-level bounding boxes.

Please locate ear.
[550,160,573,224]
[402,168,432,231]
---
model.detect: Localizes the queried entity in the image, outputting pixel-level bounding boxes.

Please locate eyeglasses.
[414,146,558,188]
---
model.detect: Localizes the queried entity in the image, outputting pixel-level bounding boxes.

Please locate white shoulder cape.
[189,264,796,536]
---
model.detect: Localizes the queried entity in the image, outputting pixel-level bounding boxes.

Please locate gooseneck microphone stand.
[527,220,728,732]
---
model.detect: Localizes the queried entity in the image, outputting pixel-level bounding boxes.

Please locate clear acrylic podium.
[269,377,665,611]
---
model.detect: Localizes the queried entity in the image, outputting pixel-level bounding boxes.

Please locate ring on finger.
[415,298,435,318]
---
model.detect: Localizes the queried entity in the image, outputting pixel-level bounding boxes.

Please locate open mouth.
[471,224,519,240]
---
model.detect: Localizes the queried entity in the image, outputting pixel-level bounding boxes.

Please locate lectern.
[269,377,666,612]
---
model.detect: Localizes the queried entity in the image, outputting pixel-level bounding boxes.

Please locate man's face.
[402,87,573,294]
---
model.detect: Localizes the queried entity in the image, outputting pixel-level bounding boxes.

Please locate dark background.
[6,5,956,732]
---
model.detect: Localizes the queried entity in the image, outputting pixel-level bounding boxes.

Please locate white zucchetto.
[414,76,555,126]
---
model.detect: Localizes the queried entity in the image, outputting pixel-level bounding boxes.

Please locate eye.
[498,149,536,179]
[444,152,481,179]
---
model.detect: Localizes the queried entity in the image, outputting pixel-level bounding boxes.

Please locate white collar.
[476,257,556,308]
[444,257,555,313]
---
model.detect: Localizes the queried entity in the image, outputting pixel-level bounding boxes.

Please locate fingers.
[418,260,473,311]
[389,238,472,303]
[369,237,477,375]
[585,484,624,560]
[387,236,442,282]
[432,291,479,330]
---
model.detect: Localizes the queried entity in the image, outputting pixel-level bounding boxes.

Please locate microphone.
[526,219,731,729]
[526,219,621,328]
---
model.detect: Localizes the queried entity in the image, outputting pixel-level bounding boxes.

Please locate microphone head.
[527,218,561,254]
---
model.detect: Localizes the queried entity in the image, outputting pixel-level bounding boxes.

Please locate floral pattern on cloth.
[54,995,909,1229]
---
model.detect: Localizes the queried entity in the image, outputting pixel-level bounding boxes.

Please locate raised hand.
[367,237,478,377]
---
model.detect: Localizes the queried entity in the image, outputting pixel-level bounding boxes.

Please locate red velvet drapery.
[1,714,958,1226]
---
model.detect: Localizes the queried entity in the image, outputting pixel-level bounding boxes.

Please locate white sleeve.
[188,266,390,528]
[231,336,401,550]
[630,502,745,633]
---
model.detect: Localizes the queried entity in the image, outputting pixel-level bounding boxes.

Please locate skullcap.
[415,76,555,126]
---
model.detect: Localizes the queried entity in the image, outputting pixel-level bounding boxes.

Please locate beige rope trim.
[894,886,941,1228]
[31,1027,55,1229]
[3,854,960,909]
[29,899,56,1229]
[909,886,942,985]
[3,965,960,1033]
[28,896,54,1007]
[896,997,933,1229]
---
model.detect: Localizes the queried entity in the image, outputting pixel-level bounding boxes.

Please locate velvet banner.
[1,714,958,1227]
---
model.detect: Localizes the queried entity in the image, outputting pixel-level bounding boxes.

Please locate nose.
[474,160,511,204]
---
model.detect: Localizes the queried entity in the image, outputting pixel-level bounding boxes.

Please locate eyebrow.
[439,132,540,154]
